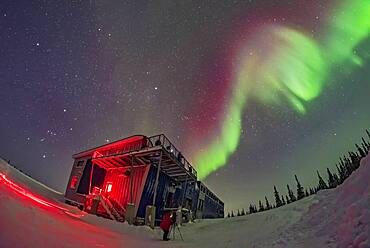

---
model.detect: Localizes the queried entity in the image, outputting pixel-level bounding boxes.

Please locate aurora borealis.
[1,0,369,211]
[194,0,370,179]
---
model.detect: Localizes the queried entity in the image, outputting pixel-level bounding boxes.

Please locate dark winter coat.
[160,212,173,231]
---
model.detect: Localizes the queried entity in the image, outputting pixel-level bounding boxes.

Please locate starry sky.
[1,0,369,212]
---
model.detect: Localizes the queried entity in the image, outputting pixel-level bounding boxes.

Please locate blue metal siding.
[136,165,173,222]
[203,194,224,218]
[136,165,200,224]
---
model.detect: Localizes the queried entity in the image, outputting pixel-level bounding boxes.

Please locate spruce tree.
[361,137,369,150]
[356,144,366,157]
[258,200,265,212]
[273,186,283,207]
[249,204,254,214]
[227,212,230,218]
[237,209,241,216]
[305,189,309,197]
[343,157,352,177]
[281,195,286,205]
[336,164,345,183]
[317,170,328,190]
[333,173,340,186]
[285,195,290,204]
[361,143,369,155]
[231,211,235,217]
[241,208,246,216]
[295,175,305,200]
[309,188,314,195]
[327,168,337,188]
[348,151,360,170]
[265,196,271,210]
[287,184,296,202]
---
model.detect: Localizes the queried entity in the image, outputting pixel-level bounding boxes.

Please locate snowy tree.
[305,189,309,197]
[273,186,283,207]
[231,211,235,217]
[241,208,246,216]
[281,195,286,205]
[237,209,241,216]
[227,212,230,218]
[295,175,305,200]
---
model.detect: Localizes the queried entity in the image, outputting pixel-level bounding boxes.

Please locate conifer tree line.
[226,129,370,218]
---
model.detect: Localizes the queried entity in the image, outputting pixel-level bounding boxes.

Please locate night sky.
[1,0,369,212]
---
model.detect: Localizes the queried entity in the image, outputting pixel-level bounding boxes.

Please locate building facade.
[65,134,224,225]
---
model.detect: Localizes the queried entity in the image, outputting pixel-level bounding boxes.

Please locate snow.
[0,158,163,248]
[0,152,369,247]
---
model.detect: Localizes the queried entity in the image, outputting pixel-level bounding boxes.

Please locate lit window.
[70,176,78,189]
[106,182,113,193]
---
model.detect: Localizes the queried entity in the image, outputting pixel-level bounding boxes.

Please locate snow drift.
[174,152,370,248]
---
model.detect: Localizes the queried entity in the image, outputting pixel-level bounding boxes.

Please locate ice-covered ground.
[0,152,369,248]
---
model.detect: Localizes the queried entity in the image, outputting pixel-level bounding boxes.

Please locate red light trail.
[0,172,68,212]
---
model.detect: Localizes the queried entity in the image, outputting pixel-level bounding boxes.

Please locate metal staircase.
[100,195,125,222]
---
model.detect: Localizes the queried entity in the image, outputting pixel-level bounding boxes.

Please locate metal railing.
[90,134,198,179]
[148,134,197,178]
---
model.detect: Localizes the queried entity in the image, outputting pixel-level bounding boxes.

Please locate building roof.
[73,134,198,182]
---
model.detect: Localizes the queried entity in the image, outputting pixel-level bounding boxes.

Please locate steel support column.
[129,155,134,204]
[88,163,94,194]
[152,150,163,206]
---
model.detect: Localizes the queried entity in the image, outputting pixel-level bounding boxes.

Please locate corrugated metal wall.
[103,165,149,214]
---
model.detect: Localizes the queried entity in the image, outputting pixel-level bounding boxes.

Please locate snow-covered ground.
[0,153,369,248]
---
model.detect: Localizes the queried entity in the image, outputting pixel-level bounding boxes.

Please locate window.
[70,176,79,189]
[76,160,84,167]
[105,182,113,193]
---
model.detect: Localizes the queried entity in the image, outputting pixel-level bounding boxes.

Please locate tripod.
[171,223,184,241]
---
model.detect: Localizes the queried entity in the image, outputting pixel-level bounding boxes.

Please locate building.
[64,134,224,225]
[195,181,224,219]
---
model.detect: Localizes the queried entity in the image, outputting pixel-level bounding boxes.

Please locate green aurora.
[195,0,370,179]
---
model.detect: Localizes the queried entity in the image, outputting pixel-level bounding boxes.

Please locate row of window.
[199,183,223,206]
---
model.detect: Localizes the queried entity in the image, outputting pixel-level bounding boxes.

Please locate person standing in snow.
[160,210,174,241]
